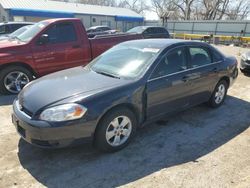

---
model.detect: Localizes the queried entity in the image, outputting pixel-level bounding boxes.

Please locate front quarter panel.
[51,80,146,136]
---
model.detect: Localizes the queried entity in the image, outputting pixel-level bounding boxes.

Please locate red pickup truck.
[0,18,142,94]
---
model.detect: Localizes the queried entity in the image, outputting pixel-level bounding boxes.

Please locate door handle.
[72,45,80,49]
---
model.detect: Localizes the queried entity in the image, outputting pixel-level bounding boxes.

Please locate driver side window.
[151,47,187,79]
[42,22,77,44]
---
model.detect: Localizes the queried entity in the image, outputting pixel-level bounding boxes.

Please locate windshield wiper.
[95,71,120,79]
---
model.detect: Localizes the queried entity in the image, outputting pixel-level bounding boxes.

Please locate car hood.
[0,39,26,52]
[18,66,131,113]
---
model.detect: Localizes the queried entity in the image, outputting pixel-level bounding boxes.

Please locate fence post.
[191,21,195,34]
[215,22,218,35]
[243,22,247,37]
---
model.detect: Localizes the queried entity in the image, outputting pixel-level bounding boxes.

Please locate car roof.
[0,22,34,26]
[133,26,167,29]
[88,25,110,29]
[121,39,209,49]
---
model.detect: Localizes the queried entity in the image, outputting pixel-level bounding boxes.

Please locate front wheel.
[208,80,228,108]
[0,66,33,95]
[94,107,137,152]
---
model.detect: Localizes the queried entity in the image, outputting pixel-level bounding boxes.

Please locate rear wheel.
[208,80,228,108]
[0,66,33,95]
[94,107,137,152]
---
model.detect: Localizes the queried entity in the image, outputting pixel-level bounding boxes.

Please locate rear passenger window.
[44,22,77,44]
[189,47,212,68]
[151,47,187,79]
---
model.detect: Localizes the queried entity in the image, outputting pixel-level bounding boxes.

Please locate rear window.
[157,28,168,34]
[10,24,27,32]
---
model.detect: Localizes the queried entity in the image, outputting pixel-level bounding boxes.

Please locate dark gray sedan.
[12,39,238,152]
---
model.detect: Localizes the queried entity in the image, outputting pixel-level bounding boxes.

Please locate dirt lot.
[0,45,249,188]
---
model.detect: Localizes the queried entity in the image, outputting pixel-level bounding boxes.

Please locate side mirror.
[38,34,49,45]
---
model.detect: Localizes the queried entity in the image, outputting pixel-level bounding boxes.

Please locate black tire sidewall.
[0,66,33,95]
[94,107,137,152]
[209,80,228,108]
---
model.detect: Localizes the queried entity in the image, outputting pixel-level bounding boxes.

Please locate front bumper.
[12,100,95,148]
[240,59,250,71]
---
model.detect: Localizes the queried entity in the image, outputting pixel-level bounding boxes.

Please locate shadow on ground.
[0,95,16,106]
[17,96,250,188]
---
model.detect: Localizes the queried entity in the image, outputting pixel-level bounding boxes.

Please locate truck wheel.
[94,107,137,152]
[208,80,228,108]
[0,66,33,95]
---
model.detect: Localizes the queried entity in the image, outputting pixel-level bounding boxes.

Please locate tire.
[208,80,228,108]
[0,66,33,95]
[94,107,137,152]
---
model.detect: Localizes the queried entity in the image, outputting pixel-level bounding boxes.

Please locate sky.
[144,10,159,20]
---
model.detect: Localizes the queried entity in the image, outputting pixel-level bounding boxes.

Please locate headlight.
[241,54,247,61]
[39,103,87,122]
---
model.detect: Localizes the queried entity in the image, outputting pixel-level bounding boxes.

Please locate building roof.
[0,0,143,20]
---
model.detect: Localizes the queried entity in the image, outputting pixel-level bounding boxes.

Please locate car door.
[186,45,221,105]
[146,46,193,120]
[32,22,85,75]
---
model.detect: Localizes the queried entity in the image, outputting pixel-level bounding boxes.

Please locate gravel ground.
[0,45,249,188]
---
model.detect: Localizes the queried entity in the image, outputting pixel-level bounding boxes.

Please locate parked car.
[12,39,238,152]
[127,26,170,39]
[240,51,250,73]
[0,22,33,37]
[0,18,142,95]
[0,25,33,41]
[87,26,117,38]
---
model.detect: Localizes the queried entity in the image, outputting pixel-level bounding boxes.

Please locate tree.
[151,0,180,20]
[226,0,250,20]
[117,0,150,14]
[172,0,196,20]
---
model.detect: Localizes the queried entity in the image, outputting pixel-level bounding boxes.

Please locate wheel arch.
[93,103,140,139]
[219,76,230,87]
[0,62,37,77]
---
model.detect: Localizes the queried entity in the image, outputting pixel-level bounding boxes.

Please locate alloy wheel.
[4,71,29,94]
[214,84,226,104]
[105,116,132,147]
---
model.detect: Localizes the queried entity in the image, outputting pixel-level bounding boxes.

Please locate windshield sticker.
[142,48,160,53]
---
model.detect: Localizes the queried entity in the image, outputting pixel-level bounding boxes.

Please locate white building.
[0,0,144,31]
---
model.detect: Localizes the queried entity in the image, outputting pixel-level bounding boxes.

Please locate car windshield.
[9,25,32,38]
[90,43,160,79]
[18,22,49,42]
[127,27,145,33]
